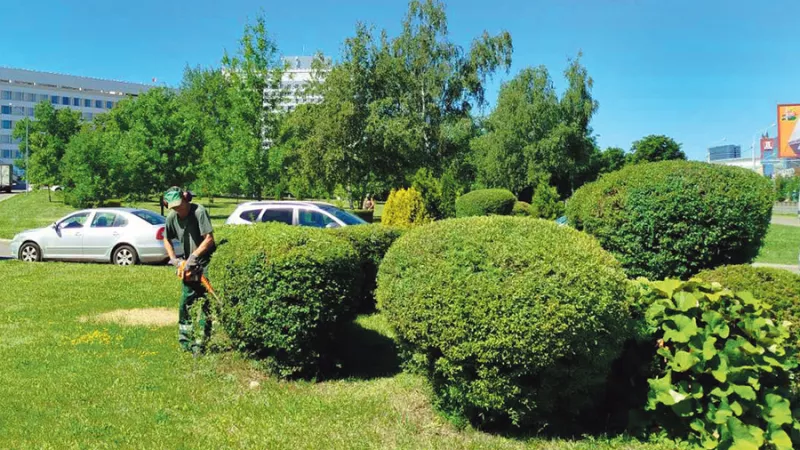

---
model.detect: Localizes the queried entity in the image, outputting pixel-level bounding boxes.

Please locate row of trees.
[14,0,686,209]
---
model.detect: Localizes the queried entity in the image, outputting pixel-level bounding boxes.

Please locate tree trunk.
[47,186,51,203]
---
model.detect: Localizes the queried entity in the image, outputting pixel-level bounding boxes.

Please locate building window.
[73,97,81,107]
[1,106,10,115]
[50,96,59,105]
[12,107,24,116]
[1,120,11,129]
[82,112,93,121]
[39,94,49,103]
[1,150,11,159]
[25,93,36,102]
[84,99,91,108]
[26,107,34,117]
[1,91,10,100]
[106,101,113,109]
[0,135,11,144]
[15,151,22,159]
[13,92,23,101]
[62,96,70,105]
[95,100,102,108]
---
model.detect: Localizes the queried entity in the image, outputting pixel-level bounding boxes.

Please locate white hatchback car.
[10,208,182,265]
[225,201,367,228]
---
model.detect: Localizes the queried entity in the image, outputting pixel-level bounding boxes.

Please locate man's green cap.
[164,188,183,208]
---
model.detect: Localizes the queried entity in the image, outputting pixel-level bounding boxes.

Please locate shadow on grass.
[331,319,401,380]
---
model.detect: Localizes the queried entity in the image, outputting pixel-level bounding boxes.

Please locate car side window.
[239,209,262,223]
[298,210,335,228]
[60,213,90,229]
[91,212,117,228]
[260,208,293,225]
[112,214,128,227]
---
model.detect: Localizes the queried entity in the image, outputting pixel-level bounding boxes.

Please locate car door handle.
[75,232,82,237]
[112,232,120,237]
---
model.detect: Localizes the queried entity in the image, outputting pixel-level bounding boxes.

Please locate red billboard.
[761,137,777,160]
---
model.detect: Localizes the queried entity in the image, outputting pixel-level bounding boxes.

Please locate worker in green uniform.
[162,186,216,355]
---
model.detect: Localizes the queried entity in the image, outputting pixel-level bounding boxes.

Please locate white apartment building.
[275,55,329,112]
[0,67,154,174]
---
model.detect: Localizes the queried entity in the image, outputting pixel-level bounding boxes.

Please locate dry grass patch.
[82,307,177,327]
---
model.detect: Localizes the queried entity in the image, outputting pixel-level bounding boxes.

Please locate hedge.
[329,224,404,312]
[376,216,631,429]
[455,189,516,218]
[566,161,773,279]
[512,201,532,216]
[209,223,361,378]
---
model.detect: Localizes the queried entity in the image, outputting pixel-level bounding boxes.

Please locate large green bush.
[209,223,361,378]
[381,187,433,228]
[455,189,516,218]
[566,161,773,279]
[530,180,564,220]
[637,279,799,449]
[376,216,631,429]
[329,224,404,312]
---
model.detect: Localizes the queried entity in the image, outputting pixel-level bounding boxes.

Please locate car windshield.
[131,210,166,225]
[317,204,367,225]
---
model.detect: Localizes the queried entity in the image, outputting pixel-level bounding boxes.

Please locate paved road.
[752,262,800,274]
[772,215,800,227]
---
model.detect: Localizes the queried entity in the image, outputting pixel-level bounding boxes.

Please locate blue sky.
[4,0,799,161]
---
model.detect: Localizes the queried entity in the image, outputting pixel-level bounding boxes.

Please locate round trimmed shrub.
[329,224,404,312]
[376,216,632,429]
[455,189,516,218]
[209,223,362,378]
[512,201,532,216]
[566,161,773,279]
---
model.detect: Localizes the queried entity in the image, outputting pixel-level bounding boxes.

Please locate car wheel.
[19,242,42,262]
[112,245,138,266]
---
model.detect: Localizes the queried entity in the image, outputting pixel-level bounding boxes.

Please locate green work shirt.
[165,204,215,268]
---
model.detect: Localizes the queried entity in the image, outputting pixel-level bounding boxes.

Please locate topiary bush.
[455,189,516,218]
[381,187,433,228]
[329,224,404,313]
[512,201,532,216]
[566,161,773,280]
[376,216,632,429]
[209,223,362,378]
[637,279,799,449]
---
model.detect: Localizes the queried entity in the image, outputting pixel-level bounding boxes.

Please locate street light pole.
[25,118,29,194]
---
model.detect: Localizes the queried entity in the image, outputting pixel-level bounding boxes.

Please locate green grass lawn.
[755,224,800,266]
[0,261,678,449]
[0,191,382,239]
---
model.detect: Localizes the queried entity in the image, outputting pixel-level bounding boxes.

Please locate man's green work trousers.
[179,279,211,352]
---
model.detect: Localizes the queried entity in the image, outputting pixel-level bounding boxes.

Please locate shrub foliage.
[329,224,404,312]
[697,265,800,354]
[566,161,773,279]
[209,223,361,378]
[377,216,631,429]
[638,279,799,449]
[512,201,532,216]
[531,180,564,220]
[382,187,433,228]
[455,188,516,218]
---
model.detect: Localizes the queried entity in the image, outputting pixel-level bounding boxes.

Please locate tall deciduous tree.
[301,0,512,206]
[600,147,627,173]
[471,54,599,199]
[13,101,82,199]
[628,134,686,163]
[221,15,285,199]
